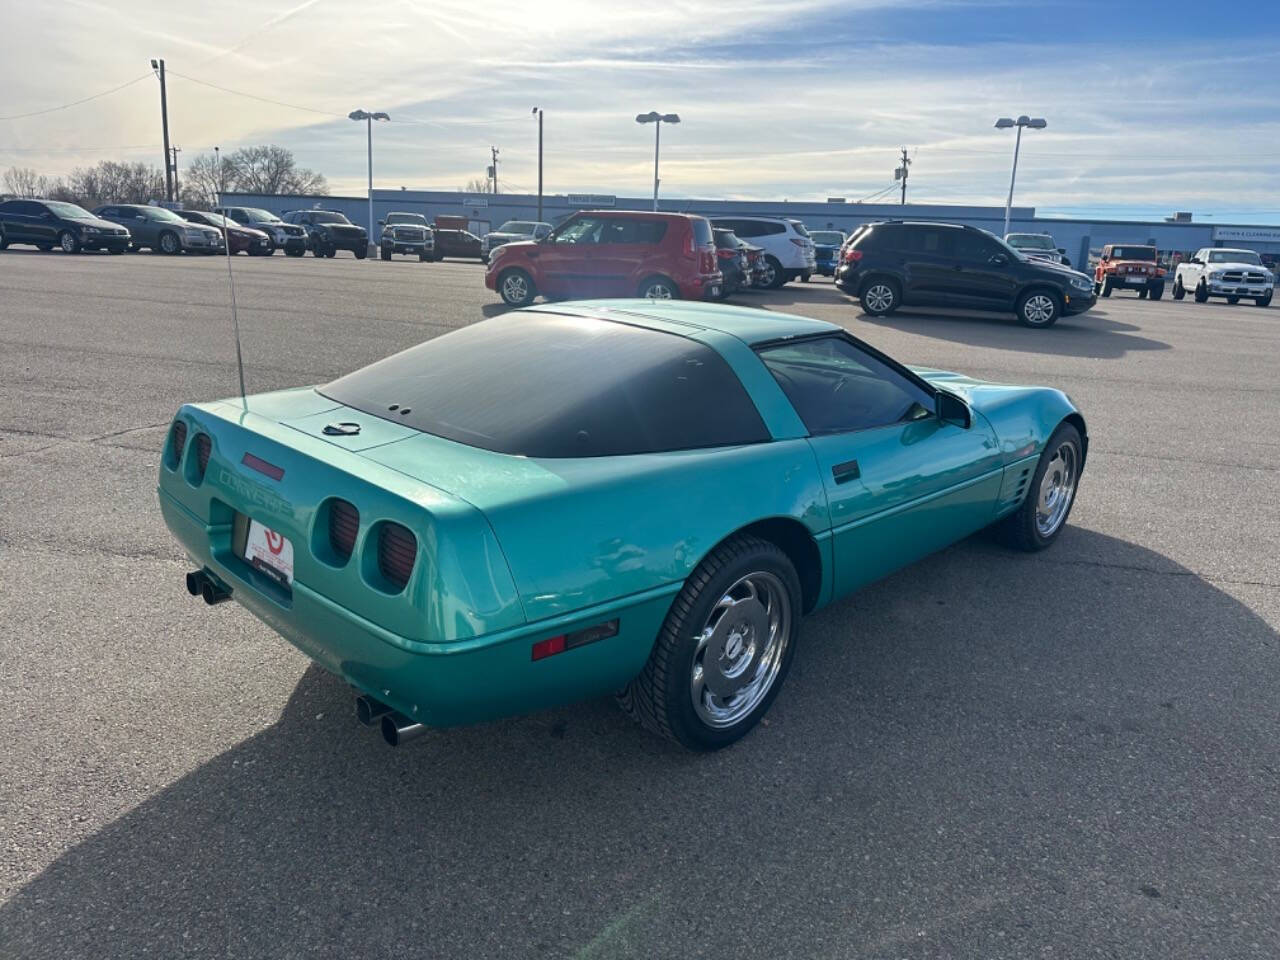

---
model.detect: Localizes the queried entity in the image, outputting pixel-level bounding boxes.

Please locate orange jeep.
[1094,244,1166,299]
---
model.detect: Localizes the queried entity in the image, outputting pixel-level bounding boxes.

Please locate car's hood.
[81,217,128,231]
[230,225,269,238]
[1023,258,1092,283]
[494,239,539,253]
[487,232,535,241]
[911,366,1048,410]
[1198,260,1268,272]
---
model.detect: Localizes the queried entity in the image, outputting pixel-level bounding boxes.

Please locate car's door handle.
[832,459,860,484]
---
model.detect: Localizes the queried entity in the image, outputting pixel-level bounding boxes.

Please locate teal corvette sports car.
[160,300,1086,750]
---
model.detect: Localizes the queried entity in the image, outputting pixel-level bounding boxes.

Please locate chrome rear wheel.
[691,571,792,729]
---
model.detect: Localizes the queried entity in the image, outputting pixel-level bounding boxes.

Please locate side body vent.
[328,499,360,561]
[377,522,417,591]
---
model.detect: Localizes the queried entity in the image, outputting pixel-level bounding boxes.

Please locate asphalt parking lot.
[2,251,1278,959]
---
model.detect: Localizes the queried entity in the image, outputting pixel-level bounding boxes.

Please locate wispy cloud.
[1,0,1278,219]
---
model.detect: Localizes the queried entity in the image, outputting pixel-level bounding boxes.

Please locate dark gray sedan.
[93,204,224,255]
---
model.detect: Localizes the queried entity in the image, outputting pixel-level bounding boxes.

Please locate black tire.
[1255,292,1272,308]
[418,252,429,262]
[1194,283,1208,303]
[58,231,81,254]
[617,534,801,750]
[158,231,180,255]
[497,267,536,306]
[354,247,367,260]
[1149,283,1164,301]
[638,275,679,299]
[800,271,811,283]
[994,422,1083,552]
[108,247,124,255]
[1227,295,1240,305]
[1172,278,1185,300]
[285,246,304,258]
[0,233,8,250]
[1099,279,1112,298]
[761,255,785,289]
[858,276,900,317]
[1016,288,1062,327]
[263,238,276,255]
[1137,287,1148,300]
[380,248,392,261]
[313,242,328,258]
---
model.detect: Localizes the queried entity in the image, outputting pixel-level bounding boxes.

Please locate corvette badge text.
[217,468,293,517]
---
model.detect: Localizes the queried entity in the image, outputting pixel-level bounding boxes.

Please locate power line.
[165,69,347,118]
[0,73,152,121]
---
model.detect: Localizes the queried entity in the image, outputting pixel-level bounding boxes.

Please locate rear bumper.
[678,273,724,300]
[159,487,668,727]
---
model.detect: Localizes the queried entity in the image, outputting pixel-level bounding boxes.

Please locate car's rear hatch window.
[320,313,768,458]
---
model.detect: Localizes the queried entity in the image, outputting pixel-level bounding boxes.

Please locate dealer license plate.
[1126,275,1146,284]
[709,285,721,298]
[244,519,294,585]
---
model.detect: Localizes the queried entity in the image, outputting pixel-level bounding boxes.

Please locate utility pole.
[151,59,173,202]
[896,147,911,205]
[169,145,182,202]
[490,146,500,194]
[532,108,543,221]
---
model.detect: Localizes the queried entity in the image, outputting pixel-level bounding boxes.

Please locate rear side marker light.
[242,452,284,481]
[194,434,212,478]
[532,619,619,661]
[329,499,359,561]
[843,249,863,263]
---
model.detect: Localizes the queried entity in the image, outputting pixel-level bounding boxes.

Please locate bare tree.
[462,177,493,194]
[225,145,327,196]
[3,166,50,198]
[180,152,234,209]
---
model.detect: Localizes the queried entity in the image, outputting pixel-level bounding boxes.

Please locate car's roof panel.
[523,300,838,345]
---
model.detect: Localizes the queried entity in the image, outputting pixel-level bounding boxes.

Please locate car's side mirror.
[1190,257,1202,265]
[936,391,971,429]
[989,253,1008,266]
[1057,248,1066,254]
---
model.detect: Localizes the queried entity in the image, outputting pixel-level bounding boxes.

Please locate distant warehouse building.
[222,189,1280,269]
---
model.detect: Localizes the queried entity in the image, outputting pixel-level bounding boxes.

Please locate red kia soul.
[485,210,722,306]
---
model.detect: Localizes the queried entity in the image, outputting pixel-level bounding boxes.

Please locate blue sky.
[2,0,1279,221]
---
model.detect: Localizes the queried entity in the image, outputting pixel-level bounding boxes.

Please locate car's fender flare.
[688,516,826,616]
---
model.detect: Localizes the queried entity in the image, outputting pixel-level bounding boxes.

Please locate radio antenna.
[214,145,248,410]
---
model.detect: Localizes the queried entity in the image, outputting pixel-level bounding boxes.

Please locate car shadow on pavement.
[3,529,1276,959]
[849,307,1170,359]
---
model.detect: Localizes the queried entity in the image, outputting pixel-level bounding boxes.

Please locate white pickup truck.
[1173,248,1274,306]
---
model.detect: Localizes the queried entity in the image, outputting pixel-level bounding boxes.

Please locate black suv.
[834,221,1097,328]
[0,198,131,254]
[283,209,368,258]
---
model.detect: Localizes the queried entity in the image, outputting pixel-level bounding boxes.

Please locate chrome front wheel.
[1035,438,1078,538]
[690,571,792,729]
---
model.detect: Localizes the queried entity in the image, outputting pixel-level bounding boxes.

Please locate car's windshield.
[1008,234,1056,250]
[386,213,426,225]
[497,221,538,234]
[309,211,350,224]
[191,212,233,228]
[244,208,281,222]
[46,201,95,220]
[810,231,845,245]
[135,206,184,222]
[983,230,1028,260]
[1208,250,1262,265]
[1111,246,1156,261]
[321,314,769,458]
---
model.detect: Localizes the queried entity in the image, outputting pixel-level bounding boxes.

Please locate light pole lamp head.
[371,112,390,122]
[1026,117,1047,129]
[349,110,368,121]
[636,112,660,124]
[661,113,680,124]
[150,59,159,70]
[994,117,1015,129]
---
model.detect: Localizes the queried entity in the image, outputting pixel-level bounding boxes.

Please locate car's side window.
[902,228,949,255]
[555,217,605,244]
[763,222,786,236]
[606,218,667,244]
[758,336,935,435]
[952,230,999,262]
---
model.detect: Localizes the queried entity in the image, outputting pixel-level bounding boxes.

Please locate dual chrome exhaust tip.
[185,570,426,748]
[185,569,231,605]
[356,694,427,747]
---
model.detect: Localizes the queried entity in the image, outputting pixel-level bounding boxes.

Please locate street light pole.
[635,112,680,212]
[995,115,1046,238]
[150,59,173,202]
[532,107,543,222]
[349,109,390,254]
